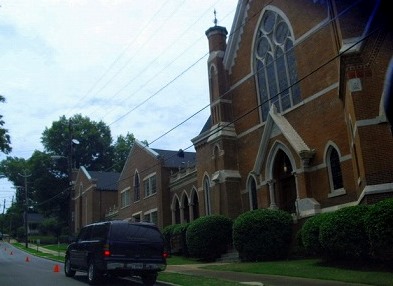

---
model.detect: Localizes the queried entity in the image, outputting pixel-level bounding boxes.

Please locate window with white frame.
[255,9,301,122]
[204,176,211,215]
[132,213,141,222]
[120,188,131,208]
[327,146,344,195]
[144,173,157,197]
[143,209,158,224]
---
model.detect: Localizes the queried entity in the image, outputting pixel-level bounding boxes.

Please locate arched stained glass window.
[255,9,301,121]
[134,171,140,202]
[328,147,344,190]
[204,176,211,215]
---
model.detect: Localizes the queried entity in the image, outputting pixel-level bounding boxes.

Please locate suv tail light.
[163,251,169,259]
[104,244,111,257]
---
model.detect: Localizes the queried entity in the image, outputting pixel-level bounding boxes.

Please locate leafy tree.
[0,95,11,154]
[40,217,62,238]
[28,151,69,221]
[0,151,70,226]
[0,156,29,205]
[0,113,145,235]
[112,133,135,172]
[2,202,23,237]
[41,114,114,172]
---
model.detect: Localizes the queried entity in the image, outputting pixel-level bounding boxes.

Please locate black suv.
[64,220,167,285]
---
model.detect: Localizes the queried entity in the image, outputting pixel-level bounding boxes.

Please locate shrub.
[162,224,177,253]
[233,208,293,261]
[364,198,393,261]
[186,215,233,261]
[173,223,190,256]
[162,224,177,242]
[319,205,370,260]
[16,226,25,241]
[301,212,333,256]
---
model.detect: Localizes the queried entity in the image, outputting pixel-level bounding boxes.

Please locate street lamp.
[18,171,31,248]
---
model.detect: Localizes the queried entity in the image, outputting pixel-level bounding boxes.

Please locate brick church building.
[190,0,393,222]
[77,0,392,233]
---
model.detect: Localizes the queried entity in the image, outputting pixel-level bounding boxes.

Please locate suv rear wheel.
[141,273,157,286]
[88,259,101,285]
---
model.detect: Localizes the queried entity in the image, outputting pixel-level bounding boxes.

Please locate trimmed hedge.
[364,198,393,261]
[301,212,333,256]
[319,205,370,260]
[233,208,293,261]
[162,224,179,254]
[173,223,190,256]
[186,215,233,261]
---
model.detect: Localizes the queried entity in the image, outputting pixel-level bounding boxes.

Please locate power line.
[65,1,172,117]
[98,0,225,122]
[97,0,379,190]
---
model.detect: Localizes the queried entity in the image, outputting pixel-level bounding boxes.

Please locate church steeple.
[205,11,231,126]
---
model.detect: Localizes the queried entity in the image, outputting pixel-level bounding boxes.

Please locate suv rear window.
[91,224,110,240]
[110,223,163,242]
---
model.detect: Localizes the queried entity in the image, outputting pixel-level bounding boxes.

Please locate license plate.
[129,263,143,269]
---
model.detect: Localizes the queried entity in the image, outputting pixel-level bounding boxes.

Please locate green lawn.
[202,259,393,286]
[11,243,393,286]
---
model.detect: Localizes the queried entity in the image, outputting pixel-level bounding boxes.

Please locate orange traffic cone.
[53,264,60,272]
[25,256,30,262]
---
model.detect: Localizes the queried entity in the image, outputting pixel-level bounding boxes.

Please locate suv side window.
[78,226,92,242]
[91,224,109,241]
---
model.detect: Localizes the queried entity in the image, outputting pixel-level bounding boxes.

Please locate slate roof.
[152,148,196,169]
[200,115,212,135]
[87,171,120,191]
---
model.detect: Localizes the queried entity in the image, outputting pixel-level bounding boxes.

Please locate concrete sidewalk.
[27,243,65,257]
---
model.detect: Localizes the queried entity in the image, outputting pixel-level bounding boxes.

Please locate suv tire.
[141,273,157,286]
[88,259,101,285]
[64,255,76,277]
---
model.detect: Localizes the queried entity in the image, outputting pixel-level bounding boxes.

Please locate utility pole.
[18,170,32,248]
[1,198,4,237]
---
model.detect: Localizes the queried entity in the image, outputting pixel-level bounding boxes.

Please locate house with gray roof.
[72,166,120,233]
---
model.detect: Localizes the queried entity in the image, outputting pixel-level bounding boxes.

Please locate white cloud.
[0,0,238,209]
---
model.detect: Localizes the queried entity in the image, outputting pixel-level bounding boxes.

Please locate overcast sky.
[0,0,238,211]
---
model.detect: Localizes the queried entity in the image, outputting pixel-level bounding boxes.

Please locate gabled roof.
[121,139,196,175]
[254,105,314,173]
[152,148,196,169]
[81,166,120,191]
[200,115,212,134]
[88,171,120,190]
[223,0,247,73]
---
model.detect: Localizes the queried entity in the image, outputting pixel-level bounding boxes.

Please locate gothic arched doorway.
[182,194,190,223]
[191,190,199,220]
[174,197,181,224]
[273,149,297,214]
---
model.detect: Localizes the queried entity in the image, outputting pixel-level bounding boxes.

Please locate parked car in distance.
[64,220,168,285]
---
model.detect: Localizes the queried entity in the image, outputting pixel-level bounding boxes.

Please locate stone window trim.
[325,144,346,196]
[120,187,131,209]
[254,8,301,122]
[133,170,141,202]
[143,173,157,198]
